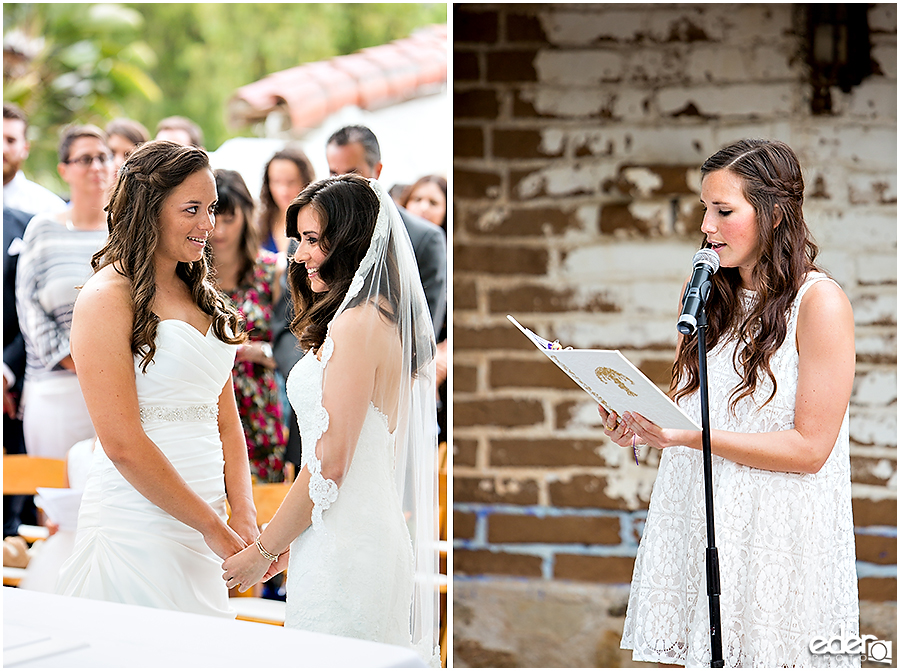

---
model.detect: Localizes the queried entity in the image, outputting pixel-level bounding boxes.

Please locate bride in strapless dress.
[222,175,440,664]
[56,141,257,616]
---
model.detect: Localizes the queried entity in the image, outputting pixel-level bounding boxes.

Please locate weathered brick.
[507,12,547,42]
[856,533,897,565]
[613,165,696,197]
[858,577,897,602]
[455,549,543,577]
[454,168,502,200]
[454,51,480,83]
[554,554,636,583]
[853,497,898,527]
[455,244,549,275]
[454,126,484,159]
[454,89,499,120]
[454,475,541,505]
[599,203,656,235]
[464,206,580,237]
[453,439,478,467]
[490,358,576,390]
[488,513,620,545]
[494,129,558,159]
[637,357,674,389]
[486,49,539,82]
[512,89,553,119]
[549,475,649,510]
[453,277,477,310]
[490,438,608,468]
[488,286,619,314]
[454,7,498,43]
[456,398,544,428]
[455,511,477,540]
[455,363,479,394]
[850,456,897,487]
[455,325,533,352]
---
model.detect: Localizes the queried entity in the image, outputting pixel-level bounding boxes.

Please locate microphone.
[677,248,720,335]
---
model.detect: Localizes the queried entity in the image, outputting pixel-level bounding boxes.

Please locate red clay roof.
[228,24,447,131]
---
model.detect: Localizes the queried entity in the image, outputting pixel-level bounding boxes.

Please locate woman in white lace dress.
[222,174,439,664]
[603,140,858,667]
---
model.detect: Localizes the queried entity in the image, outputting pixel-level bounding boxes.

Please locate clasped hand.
[221,544,290,593]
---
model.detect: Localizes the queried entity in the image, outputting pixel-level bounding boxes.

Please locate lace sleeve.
[299,336,338,530]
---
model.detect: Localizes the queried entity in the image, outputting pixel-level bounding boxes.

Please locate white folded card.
[508,315,700,431]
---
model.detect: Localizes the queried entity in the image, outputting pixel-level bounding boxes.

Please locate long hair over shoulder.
[284,174,399,352]
[672,139,820,411]
[257,145,315,244]
[92,140,246,373]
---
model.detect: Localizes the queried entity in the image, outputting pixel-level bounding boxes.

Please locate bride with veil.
[222,174,440,664]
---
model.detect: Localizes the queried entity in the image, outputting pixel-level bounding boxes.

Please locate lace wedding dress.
[283,334,416,648]
[56,320,236,618]
[621,273,859,667]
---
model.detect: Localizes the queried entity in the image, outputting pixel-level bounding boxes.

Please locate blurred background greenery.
[3,2,446,197]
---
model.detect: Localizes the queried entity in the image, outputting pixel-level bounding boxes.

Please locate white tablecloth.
[3,587,425,668]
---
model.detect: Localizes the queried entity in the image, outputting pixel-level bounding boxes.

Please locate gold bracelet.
[255,537,279,562]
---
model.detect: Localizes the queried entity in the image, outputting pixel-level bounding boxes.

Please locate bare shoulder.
[75,265,133,326]
[798,277,853,325]
[330,302,395,349]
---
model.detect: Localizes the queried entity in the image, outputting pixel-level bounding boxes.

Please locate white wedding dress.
[56,320,236,618]
[284,334,416,648]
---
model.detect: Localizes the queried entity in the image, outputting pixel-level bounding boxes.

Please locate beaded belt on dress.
[139,404,218,423]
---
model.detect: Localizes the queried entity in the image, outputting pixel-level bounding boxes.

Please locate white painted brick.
[854,369,898,406]
[523,88,651,121]
[853,293,898,327]
[846,170,897,205]
[563,241,697,283]
[686,45,796,84]
[811,208,898,250]
[835,79,898,120]
[869,3,897,33]
[556,317,680,351]
[539,10,646,45]
[571,127,716,164]
[534,50,625,86]
[627,281,684,315]
[813,250,855,288]
[514,162,619,199]
[856,254,898,285]
[872,43,897,79]
[802,126,897,171]
[657,83,794,117]
[855,331,897,361]
[851,408,898,447]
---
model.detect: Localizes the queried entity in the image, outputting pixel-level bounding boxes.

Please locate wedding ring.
[605,423,616,431]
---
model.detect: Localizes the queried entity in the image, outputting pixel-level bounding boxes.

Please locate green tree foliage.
[3,2,446,196]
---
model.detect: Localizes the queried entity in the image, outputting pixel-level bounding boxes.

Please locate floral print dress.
[227,251,288,482]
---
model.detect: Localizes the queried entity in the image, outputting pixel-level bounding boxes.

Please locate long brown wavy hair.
[213,168,259,287]
[284,174,385,352]
[92,140,246,373]
[672,139,820,411]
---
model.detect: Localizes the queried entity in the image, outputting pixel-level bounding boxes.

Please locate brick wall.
[452,3,896,667]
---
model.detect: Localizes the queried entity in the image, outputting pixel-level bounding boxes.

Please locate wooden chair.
[3,455,67,586]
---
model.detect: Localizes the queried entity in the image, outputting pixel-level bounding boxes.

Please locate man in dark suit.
[4,206,35,536]
[271,124,447,473]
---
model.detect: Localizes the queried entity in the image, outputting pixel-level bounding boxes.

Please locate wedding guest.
[326,125,446,334]
[257,145,315,255]
[3,103,66,215]
[223,175,440,664]
[15,125,113,459]
[155,115,204,148]
[608,139,858,667]
[211,169,288,482]
[105,117,149,176]
[57,140,257,617]
[4,206,35,537]
[397,174,448,442]
[398,175,447,229]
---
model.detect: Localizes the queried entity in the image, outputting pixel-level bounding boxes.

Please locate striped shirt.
[15,214,107,383]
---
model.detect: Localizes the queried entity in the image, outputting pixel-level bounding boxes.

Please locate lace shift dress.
[620,273,859,667]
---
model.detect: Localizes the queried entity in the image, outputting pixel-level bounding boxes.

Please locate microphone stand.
[696,307,724,667]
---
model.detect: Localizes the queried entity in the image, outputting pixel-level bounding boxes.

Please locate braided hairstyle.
[672,139,820,411]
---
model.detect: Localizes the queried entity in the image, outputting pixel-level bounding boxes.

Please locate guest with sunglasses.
[15,124,113,459]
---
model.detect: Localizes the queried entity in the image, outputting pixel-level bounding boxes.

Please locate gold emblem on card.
[594,367,637,397]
